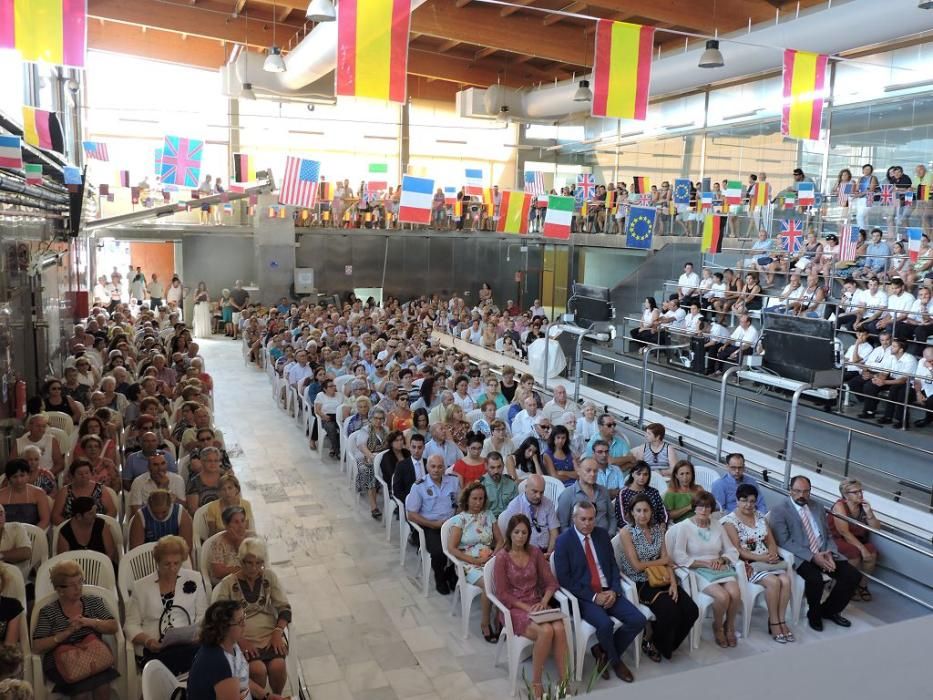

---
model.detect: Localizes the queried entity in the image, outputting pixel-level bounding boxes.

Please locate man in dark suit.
[770,475,861,631]
[391,434,426,504]
[554,501,646,682]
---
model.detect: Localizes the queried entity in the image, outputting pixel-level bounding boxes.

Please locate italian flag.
[543,195,574,239]
[724,180,743,205]
[496,190,531,234]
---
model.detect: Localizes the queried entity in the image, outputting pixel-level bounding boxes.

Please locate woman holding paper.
[124,535,208,675]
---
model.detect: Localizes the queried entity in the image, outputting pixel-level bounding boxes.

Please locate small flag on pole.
[131,186,140,203]
[368,163,388,174]
[838,181,853,207]
[233,153,256,183]
[543,195,574,239]
[591,20,654,120]
[752,182,771,208]
[576,174,596,201]
[279,156,321,208]
[464,168,484,196]
[82,141,109,161]
[98,183,109,196]
[783,193,797,209]
[724,180,742,205]
[0,135,23,168]
[838,222,859,262]
[524,171,545,196]
[879,184,895,206]
[159,136,203,187]
[632,176,649,195]
[673,179,691,205]
[625,206,656,249]
[496,191,532,235]
[918,184,930,202]
[780,218,804,253]
[443,186,457,206]
[702,214,726,253]
[797,182,815,206]
[398,175,433,224]
[700,192,713,212]
[336,0,412,103]
[22,106,64,151]
[25,163,42,185]
[908,228,923,263]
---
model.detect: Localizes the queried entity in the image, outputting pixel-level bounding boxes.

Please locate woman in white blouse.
[670,490,741,648]
[125,535,208,675]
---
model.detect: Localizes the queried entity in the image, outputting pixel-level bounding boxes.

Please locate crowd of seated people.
[244,288,882,697]
[1,294,291,699]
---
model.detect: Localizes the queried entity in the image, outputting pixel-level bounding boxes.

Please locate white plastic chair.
[610,534,656,669]
[440,517,484,639]
[142,658,182,699]
[199,530,226,592]
[395,496,413,567]
[338,414,354,469]
[465,409,483,426]
[665,524,714,649]
[372,451,394,542]
[118,542,157,603]
[335,374,354,395]
[649,471,668,497]
[29,585,127,700]
[542,475,566,506]
[51,514,123,559]
[44,410,75,436]
[19,522,49,581]
[780,546,833,623]
[405,519,432,598]
[484,558,535,696]
[36,550,117,601]
[1,563,32,687]
[694,464,719,493]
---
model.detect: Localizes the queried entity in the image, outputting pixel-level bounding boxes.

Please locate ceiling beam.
[408,49,525,87]
[562,0,727,34]
[542,2,586,26]
[412,0,589,66]
[436,39,461,52]
[474,46,497,60]
[87,21,230,69]
[276,5,292,22]
[501,0,535,17]
[232,0,247,16]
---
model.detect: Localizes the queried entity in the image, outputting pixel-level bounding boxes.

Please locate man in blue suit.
[554,501,646,683]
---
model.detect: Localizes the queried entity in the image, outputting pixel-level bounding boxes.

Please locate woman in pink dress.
[494,514,569,699]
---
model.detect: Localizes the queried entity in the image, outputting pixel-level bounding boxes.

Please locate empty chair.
[141,659,182,700]
[44,411,75,437]
[118,542,158,602]
[18,522,49,582]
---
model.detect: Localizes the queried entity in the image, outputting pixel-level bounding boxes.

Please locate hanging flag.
[907,228,923,263]
[233,153,256,183]
[781,49,828,141]
[543,195,574,239]
[605,189,616,212]
[879,184,895,206]
[159,136,203,188]
[22,106,64,151]
[81,141,108,161]
[918,184,930,202]
[591,20,654,120]
[632,176,649,195]
[119,170,130,187]
[336,0,411,102]
[576,173,596,201]
[724,180,742,205]
[673,179,691,205]
[783,192,797,209]
[319,180,331,201]
[838,222,859,262]
[63,165,81,192]
[0,0,87,67]
[367,180,388,193]
[153,147,163,175]
[496,191,531,235]
[279,156,321,208]
[398,175,433,224]
[130,186,140,203]
[24,163,42,185]
[524,171,545,196]
[702,214,726,253]
[0,135,23,168]
[797,182,815,207]
[368,163,388,174]
[625,206,656,249]
[780,218,804,253]
[443,186,457,206]
[481,187,496,217]
[98,183,109,196]
[464,168,484,196]
[752,182,771,208]
[837,181,853,207]
[904,191,914,207]
[700,192,713,212]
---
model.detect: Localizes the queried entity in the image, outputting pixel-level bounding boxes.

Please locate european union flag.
[673,179,691,205]
[625,206,656,249]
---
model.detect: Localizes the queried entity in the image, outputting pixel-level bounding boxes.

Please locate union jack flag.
[879,184,895,206]
[576,173,596,201]
[838,221,859,262]
[780,218,804,253]
[279,156,320,208]
[524,171,545,196]
[159,136,203,188]
[82,141,109,161]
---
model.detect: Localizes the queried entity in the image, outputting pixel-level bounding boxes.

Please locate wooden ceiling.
[85,0,831,101]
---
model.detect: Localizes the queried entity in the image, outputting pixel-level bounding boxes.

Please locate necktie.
[583,536,602,594]
[799,506,821,554]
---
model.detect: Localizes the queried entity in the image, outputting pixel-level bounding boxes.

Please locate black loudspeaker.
[760,314,839,386]
[570,283,613,323]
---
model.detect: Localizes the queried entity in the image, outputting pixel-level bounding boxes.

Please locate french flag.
[444,186,457,206]
[398,175,434,224]
[464,168,484,196]
[908,227,923,263]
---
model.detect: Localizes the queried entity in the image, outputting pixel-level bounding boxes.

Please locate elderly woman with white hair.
[357,407,390,520]
[213,538,292,697]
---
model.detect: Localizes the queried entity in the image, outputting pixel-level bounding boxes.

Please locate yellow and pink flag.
[336,0,411,103]
[781,49,828,141]
[591,20,654,120]
[0,0,86,67]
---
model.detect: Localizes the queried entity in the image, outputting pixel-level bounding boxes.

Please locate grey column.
[253,195,296,304]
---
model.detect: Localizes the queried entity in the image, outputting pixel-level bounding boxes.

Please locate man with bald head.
[405,454,459,595]
[500,473,560,557]
[123,431,177,490]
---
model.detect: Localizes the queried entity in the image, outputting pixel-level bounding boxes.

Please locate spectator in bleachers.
[32,560,119,697]
[557,459,614,532]
[451,432,488,486]
[615,461,667,529]
[1,458,51,529]
[872,278,914,336]
[541,385,577,424]
[657,297,686,346]
[663,460,703,523]
[482,420,514,460]
[476,376,507,410]
[743,229,776,273]
[428,390,456,425]
[500,475,559,556]
[506,436,543,481]
[471,400,498,437]
[0,503,31,583]
[125,535,206,675]
[591,439,625,501]
[77,435,120,493]
[853,229,891,280]
[902,286,932,353]
[582,413,633,470]
[577,402,599,443]
[630,423,678,476]
[128,489,193,550]
[829,478,880,602]
[631,297,661,348]
[722,484,795,643]
[378,431,410,490]
[913,347,933,427]
[406,455,459,595]
[443,404,471,451]
[404,408,430,446]
[766,272,803,315]
[677,262,701,308]
[618,493,698,662]
[709,314,758,375]
[712,269,740,322]
[861,338,918,427]
[52,458,117,525]
[313,379,342,458]
[54,495,117,562]
[543,425,577,484]
[710,453,766,514]
[842,329,874,392]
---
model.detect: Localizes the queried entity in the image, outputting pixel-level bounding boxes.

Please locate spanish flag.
[592,20,654,120]
[751,182,771,208]
[781,49,828,141]
[702,214,726,254]
[336,0,411,103]
[496,191,531,235]
[22,106,64,152]
[0,0,86,67]
[483,187,495,216]
[233,153,256,183]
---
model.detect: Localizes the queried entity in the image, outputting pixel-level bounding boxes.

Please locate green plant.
[521,656,607,699]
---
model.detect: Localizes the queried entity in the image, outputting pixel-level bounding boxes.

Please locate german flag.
[919,184,930,202]
[496,191,531,234]
[702,214,726,253]
[592,20,654,120]
[22,106,64,151]
[632,176,649,194]
[233,153,256,183]
[605,190,616,212]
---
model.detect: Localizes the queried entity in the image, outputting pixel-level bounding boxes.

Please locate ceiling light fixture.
[264,46,286,73]
[306,0,336,22]
[573,79,592,102]
[698,39,724,68]
[242,82,257,100]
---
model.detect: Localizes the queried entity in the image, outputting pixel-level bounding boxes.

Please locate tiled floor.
[204,338,907,700]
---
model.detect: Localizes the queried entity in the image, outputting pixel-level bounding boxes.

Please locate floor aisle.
[202,337,900,699]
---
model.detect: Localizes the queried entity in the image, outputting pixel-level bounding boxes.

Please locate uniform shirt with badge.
[405,474,459,521]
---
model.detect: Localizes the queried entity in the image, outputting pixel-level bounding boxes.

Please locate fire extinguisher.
[14,380,26,419]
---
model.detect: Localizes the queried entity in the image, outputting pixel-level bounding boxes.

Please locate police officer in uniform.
[405,454,459,594]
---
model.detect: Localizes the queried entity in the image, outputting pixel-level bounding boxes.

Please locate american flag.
[82,141,109,161]
[279,156,320,208]
[838,222,859,262]
[524,171,545,196]
[780,218,804,253]
[879,184,895,206]
[838,181,853,207]
[576,173,596,200]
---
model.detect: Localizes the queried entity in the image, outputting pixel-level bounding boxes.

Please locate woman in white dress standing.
[193,281,212,338]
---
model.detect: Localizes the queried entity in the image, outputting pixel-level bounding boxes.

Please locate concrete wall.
[180,234,255,301]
